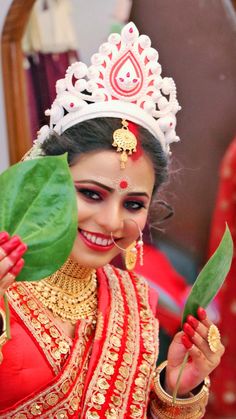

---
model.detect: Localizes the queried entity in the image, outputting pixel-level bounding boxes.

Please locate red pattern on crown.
[29,22,181,160]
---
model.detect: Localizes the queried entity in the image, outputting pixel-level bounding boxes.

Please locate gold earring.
[124,241,138,271]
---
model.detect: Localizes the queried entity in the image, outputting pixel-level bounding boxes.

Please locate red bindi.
[119,180,128,189]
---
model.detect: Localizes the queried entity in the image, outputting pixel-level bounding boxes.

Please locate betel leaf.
[182,224,233,325]
[0,154,78,282]
[173,224,233,402]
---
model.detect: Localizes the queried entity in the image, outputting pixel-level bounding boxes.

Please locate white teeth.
[81,230,113,247]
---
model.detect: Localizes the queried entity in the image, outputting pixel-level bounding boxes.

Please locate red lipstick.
[78,229,115,252]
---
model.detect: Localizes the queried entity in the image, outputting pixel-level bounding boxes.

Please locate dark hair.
[41,117,168,194]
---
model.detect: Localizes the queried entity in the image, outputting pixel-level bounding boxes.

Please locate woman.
[0,23,224,418]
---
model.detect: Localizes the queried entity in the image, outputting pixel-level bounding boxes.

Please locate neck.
[45,258,95,295]
[31,258,97,323]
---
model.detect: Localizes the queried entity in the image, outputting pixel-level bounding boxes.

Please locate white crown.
[35,22,181,156]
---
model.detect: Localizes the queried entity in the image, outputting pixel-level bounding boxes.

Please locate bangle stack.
[150,361,210,419]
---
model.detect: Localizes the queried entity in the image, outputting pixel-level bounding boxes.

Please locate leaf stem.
[3,294,11,340]
[172,352,189,403]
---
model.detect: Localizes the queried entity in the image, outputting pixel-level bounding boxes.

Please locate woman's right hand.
[0,231,27,297]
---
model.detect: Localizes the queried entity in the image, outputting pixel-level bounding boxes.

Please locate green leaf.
[172,224,233,403]
[182,224,233,325]
[0,155,78,282]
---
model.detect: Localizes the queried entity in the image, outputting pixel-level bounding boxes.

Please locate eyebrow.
[74,179,150,199]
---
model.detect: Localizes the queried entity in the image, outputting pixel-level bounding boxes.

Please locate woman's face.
[69,149,155,267]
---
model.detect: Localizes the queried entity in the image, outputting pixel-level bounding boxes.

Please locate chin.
[69,244,117,269]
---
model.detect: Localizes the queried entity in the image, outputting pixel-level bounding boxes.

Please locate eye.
[124,200,146,211]
[76,188,102,201]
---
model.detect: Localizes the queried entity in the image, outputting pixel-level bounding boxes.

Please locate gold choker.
[30,258,97,324]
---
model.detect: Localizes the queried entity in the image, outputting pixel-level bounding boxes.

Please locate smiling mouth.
[79,229,116,248]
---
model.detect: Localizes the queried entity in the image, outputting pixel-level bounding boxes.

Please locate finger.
[1,236,21,255]
[0,248,6,262]
[0,257,14,279]
[0,242,27,280]
[0,232,10,246]
[0,259,25,296]
[0,236,22,277]
[183,322,214,362]
[183,320,225,364]
[187,315,208,340]
[167,331,190,367]
[197,307,211,328]
[8,243,28,265]
[187,340,217,376]
[196,308,225,355]
[187,315,224,353]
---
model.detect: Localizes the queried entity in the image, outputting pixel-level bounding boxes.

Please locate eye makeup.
[74,179,150,200]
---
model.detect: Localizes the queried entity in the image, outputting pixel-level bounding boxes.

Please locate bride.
[0,22,224,418]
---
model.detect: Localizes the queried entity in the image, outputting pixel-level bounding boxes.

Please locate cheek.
[125,212,148,239]
[75,196,95,220]
[138,213,148,233]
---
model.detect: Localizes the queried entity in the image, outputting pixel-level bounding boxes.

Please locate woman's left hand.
[165,306,225,396]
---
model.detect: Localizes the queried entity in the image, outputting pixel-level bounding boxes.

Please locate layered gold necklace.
[30,258,97,324]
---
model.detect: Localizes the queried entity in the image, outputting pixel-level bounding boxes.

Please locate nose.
[95,201,124,236]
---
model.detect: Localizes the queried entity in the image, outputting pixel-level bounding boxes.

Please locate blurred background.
[0,1,236,417]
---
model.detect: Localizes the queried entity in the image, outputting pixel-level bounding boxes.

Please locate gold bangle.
[0,308,7,348]
[150,361,210,419]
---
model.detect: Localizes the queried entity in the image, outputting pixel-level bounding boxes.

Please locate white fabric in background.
[22,0,78,54]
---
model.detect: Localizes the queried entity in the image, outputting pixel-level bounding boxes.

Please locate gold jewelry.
[30,258,97,324]
[207,324,221,353]
[124,241,138,271]
[0,308,7,348]
[110,218,144,271]
[112,119,137,169]
[151,361,210,419]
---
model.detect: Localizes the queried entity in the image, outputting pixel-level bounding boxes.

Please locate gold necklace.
[30,258,97,324]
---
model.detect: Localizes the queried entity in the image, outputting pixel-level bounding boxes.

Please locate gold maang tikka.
[112,120,137,169]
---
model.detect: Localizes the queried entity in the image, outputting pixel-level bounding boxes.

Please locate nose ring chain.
[110,219,144,269]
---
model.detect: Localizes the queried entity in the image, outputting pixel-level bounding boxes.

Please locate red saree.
[0,265,159,418]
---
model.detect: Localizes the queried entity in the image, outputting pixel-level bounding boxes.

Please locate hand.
[0,231,27,297]
[165,307,225,396]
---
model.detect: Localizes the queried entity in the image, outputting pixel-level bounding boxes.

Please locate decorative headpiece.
[29,22,181,162]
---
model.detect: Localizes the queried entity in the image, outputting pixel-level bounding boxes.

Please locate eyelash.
[124,201,146,211]
[76,188,146,211]
[76,188,101,201]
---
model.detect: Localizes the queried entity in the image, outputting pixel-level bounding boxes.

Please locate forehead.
[70,150,155,193]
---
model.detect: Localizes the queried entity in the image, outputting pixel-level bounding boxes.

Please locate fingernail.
[1,236,21,254]
[9,258,25,276]
[9,243,28,263]
[183,322,195,338]
[197,307,207,321]
[0,232,10,244]
[187,315,199,329]
[181,334,193,350]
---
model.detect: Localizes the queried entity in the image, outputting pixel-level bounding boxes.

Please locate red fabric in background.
[25,51,78,141]
[135,243,189,335]
[205,137,236,418]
